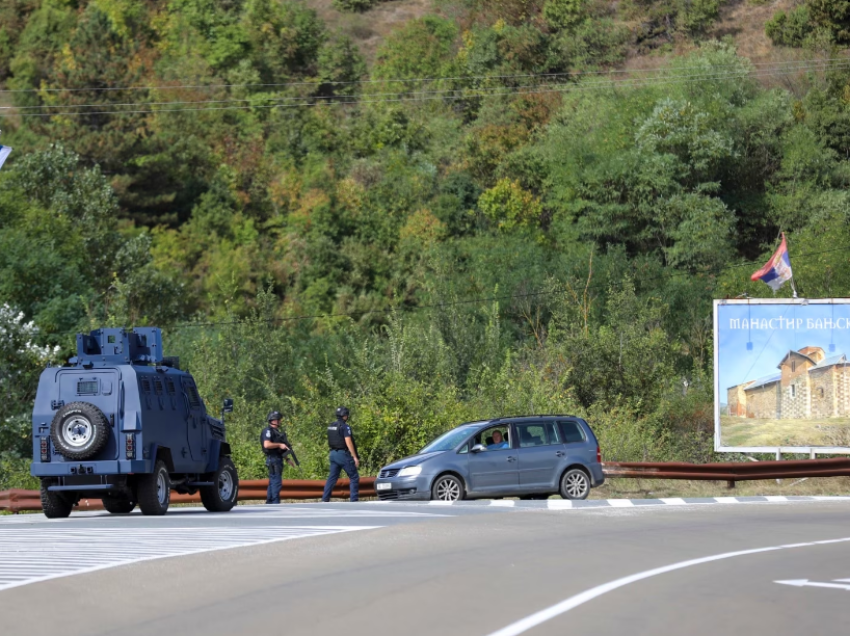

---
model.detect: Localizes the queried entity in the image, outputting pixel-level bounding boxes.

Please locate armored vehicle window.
[141,378,151,393]
[166,379,176,394]
[77,380,98,394]
[185,382,202,408]
[154,378,164,395]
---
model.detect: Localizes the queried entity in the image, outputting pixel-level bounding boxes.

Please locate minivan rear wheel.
[559,468,590,500]
[431,474,464,502]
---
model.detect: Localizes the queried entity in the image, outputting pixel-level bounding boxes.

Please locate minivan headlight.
[398,465,422,477]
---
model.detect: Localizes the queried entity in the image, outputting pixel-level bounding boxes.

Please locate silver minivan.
[374,416,604,502]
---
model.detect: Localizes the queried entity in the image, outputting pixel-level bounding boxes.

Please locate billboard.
[714,298,850,454]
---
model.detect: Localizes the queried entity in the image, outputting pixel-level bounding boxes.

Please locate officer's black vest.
[261,426,286,457]
[327,419,348,451]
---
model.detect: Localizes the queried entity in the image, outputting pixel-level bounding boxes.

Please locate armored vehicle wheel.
[137,460,170,515]
[102,496,136,514]
[200,457,239,512]
[40,480,73,519]
[50,402,110,461]
[559,468,590,500]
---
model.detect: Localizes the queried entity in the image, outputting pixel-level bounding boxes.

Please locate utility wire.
[4,61,847,118]
[5,58,847,112]
[1,55,847,94]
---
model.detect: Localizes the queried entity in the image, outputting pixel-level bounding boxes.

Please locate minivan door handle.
[556,451,565,457]
[506,456,516,463]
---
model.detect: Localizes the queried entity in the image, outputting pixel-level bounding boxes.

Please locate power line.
[1,55,846,94]
[5,57,846,112]
[4,60,847,118]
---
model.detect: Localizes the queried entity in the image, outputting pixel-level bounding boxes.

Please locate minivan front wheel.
[431,474,464,502]
[559,468,590,500]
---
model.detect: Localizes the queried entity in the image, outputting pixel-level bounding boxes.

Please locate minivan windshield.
[418,424,480,454]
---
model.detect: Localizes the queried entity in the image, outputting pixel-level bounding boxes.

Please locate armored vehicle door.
[55,370,120,460]
[181,377,208,465]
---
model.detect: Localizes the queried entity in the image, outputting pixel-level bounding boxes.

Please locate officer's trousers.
[266,456,283,504]
[322,450,359,502]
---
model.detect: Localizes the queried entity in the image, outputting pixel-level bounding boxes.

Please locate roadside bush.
[332,0,379,12]
[765,6,814,47]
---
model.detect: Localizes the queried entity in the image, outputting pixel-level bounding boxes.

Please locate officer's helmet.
[267,410,282,422]
[336,406,350,419]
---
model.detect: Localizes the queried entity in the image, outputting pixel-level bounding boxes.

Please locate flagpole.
[785,232,798,298]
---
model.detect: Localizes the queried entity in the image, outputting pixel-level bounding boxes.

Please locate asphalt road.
[2,499,850,636]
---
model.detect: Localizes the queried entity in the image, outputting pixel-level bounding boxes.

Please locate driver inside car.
[487,430,509,449]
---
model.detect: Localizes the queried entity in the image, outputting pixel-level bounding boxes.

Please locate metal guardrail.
[3,459,850,513]
[602,458,850,481]
[0,478,377,514]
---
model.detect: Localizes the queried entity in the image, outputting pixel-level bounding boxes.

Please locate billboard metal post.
[714,298,850,455]
[0,130,11,171]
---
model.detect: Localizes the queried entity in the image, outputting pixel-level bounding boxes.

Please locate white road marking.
[0,525,377,592]
[775,579,850,591]
[0,505,447,525]
[485,536,850,636]
[369,496,850,510]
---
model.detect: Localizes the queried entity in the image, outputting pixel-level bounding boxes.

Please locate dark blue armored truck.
[31,327,239,518]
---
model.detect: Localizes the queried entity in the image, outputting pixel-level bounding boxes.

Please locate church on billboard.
[727,346,850,419]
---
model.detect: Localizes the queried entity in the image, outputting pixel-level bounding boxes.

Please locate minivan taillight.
[596,446,601,463]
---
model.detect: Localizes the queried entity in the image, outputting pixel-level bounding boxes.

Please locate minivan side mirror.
[222,398,234,413]
[471,443,487,453]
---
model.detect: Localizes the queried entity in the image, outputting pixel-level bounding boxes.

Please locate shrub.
[766,6,814,47]
[332,0,379,13]
[809,0,850,44]
[543,0,588,31]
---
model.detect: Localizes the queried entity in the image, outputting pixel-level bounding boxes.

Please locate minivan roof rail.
[489,414,578,423]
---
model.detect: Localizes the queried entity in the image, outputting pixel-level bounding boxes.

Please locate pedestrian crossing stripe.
[0,525,377,592]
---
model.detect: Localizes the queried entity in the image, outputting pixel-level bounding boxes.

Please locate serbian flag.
[751,233,793,291]
[0,144,10,171]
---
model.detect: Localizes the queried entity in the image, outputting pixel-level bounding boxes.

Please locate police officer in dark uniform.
[261,411,295,504]
[321,406,360,502]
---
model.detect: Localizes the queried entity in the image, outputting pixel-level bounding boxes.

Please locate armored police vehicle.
[31,327,239,518]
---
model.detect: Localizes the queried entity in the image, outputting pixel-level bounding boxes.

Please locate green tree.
[809,0,850,43]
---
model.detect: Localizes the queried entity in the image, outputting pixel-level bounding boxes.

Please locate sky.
[717,302,850,393]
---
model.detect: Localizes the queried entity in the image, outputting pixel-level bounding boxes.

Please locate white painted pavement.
[370,495,850,510]
[0,525,377,592]
[775,578,850,591]
[0,505,449,524]
[486,536,850,636]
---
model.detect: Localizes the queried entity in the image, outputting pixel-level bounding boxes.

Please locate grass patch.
[720,415,850,447]
[593,476,850,499]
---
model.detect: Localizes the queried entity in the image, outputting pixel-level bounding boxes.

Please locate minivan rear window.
[559,421,586,444]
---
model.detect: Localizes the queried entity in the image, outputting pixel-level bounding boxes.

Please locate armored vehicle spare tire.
[50,402,110,461]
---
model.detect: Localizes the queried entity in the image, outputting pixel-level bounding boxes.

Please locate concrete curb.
[370,495,850,509]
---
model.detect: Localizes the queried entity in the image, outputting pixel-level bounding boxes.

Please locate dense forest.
[2,0,850,488]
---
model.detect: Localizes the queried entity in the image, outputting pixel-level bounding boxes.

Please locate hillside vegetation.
[1,0,850,487]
